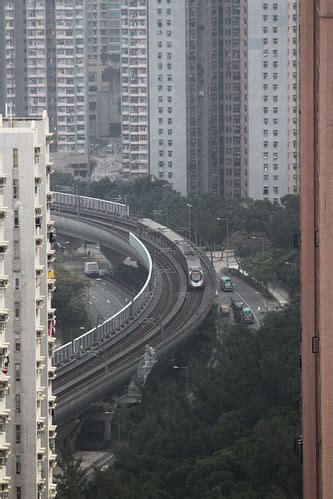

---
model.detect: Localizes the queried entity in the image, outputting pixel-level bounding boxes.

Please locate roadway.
[87,277,131,325]
[215,270,278,330]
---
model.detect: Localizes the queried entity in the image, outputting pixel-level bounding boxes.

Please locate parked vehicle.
[242,307,254,324]
[220,276,234,291]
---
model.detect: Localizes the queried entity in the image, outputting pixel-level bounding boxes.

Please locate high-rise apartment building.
[148,1,187,194]
[247,0,299,202]
[0,112,56,497]
[120,0,149,177]
[87,0,121,140]
[0,0,89,175]
[120,0,299,200]
[219,0,248,198]
[120,0,223,196]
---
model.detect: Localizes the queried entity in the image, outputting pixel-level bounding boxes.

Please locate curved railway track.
[52,207,215,421]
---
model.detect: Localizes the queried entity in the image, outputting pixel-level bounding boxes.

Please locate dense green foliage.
[53,259,89,343]
[52,175,299,290]
[112,263,148,292]
[56,452,87,499]
[84,302,301,498]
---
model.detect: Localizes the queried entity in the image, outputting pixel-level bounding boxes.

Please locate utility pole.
[187,203,192,241]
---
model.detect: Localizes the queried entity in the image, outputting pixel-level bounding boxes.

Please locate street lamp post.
[187,204,192,242]
[217,218,229,267]
[173,365,188,394]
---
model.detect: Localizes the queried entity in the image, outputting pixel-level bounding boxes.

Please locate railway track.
[52,207,215,421]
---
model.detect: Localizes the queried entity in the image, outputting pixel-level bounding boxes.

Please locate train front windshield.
[191,271,202,282]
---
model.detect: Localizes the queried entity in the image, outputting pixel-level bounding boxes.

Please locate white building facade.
[148,0,187,195]
[120,0,149,176]
[0,0,89,168]
[0,113,56,498]
[247,0,299,202]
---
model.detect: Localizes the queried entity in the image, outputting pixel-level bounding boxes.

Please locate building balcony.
[0,209,7,222]
[49,484,57,497]
[35,236,43,248]
[46,133,54,145]
[48,280,56,293]
[0,410,10,426]
[46,192,54,204]
[0,310,9,323]
[47,251,55,264]
[37,387,45,401]
[0,175,7,188]
[46,162,54,174]
[36,356,45,370]
[0,243,8,256]
[0,444,10,459]
[35,175,42,186]
[0,278,8,290]
[47,221,55,233]
[36,297,45,308]
[0,476,10,489]
[36,326,44,339]
[36,266,44,278]
[35,206,43,217]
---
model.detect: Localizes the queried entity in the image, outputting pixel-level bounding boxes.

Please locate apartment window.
[14,209,19,228]
[15,336,20,352]
[15,363,21,382]
[17,487,21,499]
[15,425,21,444]
[13,179,19,199]
[15,303,20,320]
[15,394,21,413]
[14,240,19,259]
[13,148,18,168]
[14,274,20,290]
[16,456,21,474]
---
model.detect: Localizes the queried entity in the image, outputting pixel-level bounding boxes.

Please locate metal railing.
[54,232,153,366]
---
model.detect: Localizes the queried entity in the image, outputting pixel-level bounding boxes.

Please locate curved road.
[87,277,131,325]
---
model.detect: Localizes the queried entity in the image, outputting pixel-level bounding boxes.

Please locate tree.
[53,260,89,341]
[85,302,301,498]
[56,453,87,499]
[241,253,277,288]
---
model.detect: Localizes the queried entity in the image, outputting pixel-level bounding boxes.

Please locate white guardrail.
[53,194,153,366]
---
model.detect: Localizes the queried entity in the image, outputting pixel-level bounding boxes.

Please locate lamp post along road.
[217,217,229,267]
[187,204,192,241]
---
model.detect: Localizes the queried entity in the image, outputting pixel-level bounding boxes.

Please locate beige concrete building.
[0,113,56,498]
[300,1,333,497]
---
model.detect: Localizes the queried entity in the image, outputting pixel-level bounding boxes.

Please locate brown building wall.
[301,1,333,497]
